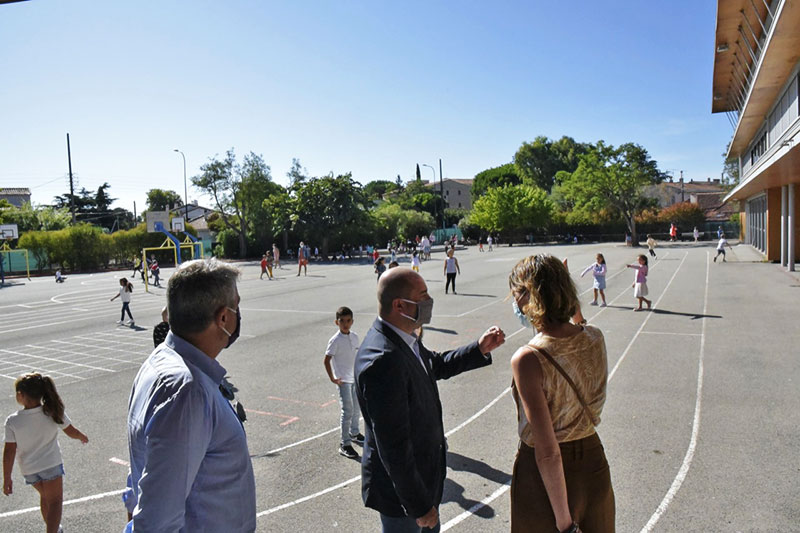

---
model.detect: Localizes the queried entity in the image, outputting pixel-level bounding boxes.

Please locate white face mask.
[399,298,434,326]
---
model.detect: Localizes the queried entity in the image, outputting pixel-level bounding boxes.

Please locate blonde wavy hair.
[508,254,579,330]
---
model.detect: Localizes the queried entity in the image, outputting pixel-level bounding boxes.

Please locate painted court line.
[0,489,127,518]
[640,251,709,532]
[608,252,689,381]
[245,408,300,426]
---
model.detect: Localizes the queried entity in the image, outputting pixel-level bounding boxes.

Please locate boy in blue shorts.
[323,306,364,459]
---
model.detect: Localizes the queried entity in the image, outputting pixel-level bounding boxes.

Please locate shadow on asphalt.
[453,293,496,298]
[443,451,510,514]
[607,305,722,320]
[424,326,459,335]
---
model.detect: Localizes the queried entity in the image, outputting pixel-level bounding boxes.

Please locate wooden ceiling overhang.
[712,0,800,157]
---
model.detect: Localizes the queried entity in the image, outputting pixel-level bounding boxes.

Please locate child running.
[646,234,657,259]
[411,250,421,272]
[626,254,652,311]
[323,307,363,459]
[581,253,607,306]
[713,233,732,262]
[3,373,89,533]
[110,277,134,326]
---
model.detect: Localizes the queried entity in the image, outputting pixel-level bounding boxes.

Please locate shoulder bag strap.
[534,347,598,427]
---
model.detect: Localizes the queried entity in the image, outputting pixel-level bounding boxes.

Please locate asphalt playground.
[0,240,798,532]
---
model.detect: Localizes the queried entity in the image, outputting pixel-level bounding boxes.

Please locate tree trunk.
[628,215,639,246]
[321,236,329,259]
[282,229,288,253]
[238,219,248,258]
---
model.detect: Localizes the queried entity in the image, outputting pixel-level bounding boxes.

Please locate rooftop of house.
[0,188,32,195]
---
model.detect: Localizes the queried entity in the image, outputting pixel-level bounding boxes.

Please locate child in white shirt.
[3,373,88,533]
[323,306,363,459]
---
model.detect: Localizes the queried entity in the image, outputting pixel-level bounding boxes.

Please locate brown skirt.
[510,433,615,533]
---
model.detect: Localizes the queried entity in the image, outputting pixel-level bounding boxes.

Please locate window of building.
[458,190,461,195]
[750,130,767,165]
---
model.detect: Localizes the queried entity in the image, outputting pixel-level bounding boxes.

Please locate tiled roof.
[0,188,31,195]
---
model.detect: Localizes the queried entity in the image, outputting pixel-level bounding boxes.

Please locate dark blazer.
[354,318,492,518]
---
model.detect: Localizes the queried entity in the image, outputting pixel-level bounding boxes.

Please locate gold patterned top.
[512,325,608,445]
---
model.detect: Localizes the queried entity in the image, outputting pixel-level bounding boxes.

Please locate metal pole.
[439,158,445,230]
[761,0,774,22]
[781,185,787,266]
[66,133,75,224]
[789,183,795,271]
[174,149,188,223]
[748,0,767,35]
[738,27,758,64]
[740,11,763,55]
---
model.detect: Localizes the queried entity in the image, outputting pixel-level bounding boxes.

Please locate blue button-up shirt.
[126,332,256,532]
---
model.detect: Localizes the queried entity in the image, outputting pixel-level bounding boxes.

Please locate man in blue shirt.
[126,258,256,532]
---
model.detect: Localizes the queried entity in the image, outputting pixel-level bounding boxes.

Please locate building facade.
[441,178,473,210]
[0,188,31,207]
[713,0,800,269]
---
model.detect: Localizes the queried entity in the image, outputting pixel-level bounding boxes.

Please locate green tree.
[0,203,71,232]
[721,142,739,190]
[363,180,402,202]
[556,141,665,243]
[469,184,553,238]
[471,163,521,201]
[145,189,184,212]
[193,149,277,258]
[290,173,370,256]
[514,136,590,192]
[372,203,435,243]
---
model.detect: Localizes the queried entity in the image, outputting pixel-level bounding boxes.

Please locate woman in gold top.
[509,254,615,533]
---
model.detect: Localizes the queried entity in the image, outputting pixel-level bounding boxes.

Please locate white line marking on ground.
[256,476,362,517]
[441,480,512,531]
[608,252,689,381]
[640,331,702,337]
[109,457,130,467]
[640,251,709,532]
[0,489,127,518]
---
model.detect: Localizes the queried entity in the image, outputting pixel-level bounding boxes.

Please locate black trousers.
[445,273,457,293]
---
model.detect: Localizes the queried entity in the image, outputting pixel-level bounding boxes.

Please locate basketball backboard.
[146,211,170,233]
[0,224,19,240]
[171,217,185,232]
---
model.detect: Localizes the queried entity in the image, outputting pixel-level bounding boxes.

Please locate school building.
[713,0,800,269]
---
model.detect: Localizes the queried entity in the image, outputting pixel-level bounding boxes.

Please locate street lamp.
[173,149,188,223]
[422,163,443,228]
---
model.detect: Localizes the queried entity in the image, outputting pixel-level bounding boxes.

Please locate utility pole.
[439,158,445,230]
[680,170,685,202]
[133,201,137,222]
[66,133,76,224]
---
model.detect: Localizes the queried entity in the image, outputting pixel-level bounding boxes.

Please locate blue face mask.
[512,300,531,328]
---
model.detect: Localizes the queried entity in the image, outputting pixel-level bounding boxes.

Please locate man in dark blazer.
[355,267,506,532]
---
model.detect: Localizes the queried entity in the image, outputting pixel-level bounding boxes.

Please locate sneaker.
[589,301,598,306]
[339,444,359,459]
[349,433,365,445]
[127,320,135,326]
[600,302,607,307]
[116,320,124,325]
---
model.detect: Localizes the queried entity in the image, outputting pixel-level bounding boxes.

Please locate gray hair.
[167,258,240,337]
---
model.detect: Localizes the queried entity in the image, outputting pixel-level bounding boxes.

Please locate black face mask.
[223,307,241,348]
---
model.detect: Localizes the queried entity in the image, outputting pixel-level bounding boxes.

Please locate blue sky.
[0,0,730,213]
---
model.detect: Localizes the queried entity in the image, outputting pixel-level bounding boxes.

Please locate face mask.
[512,300,531,328]
[221,306,241,348]
[400,298,434,326]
